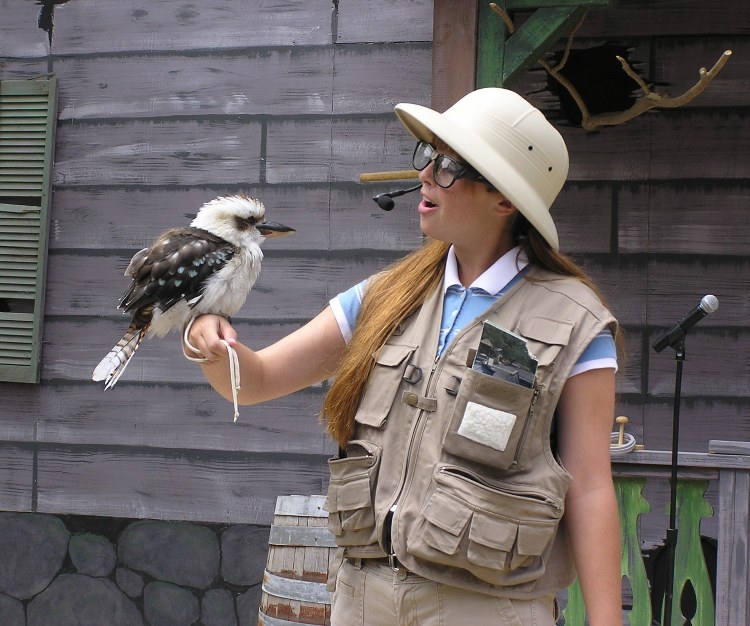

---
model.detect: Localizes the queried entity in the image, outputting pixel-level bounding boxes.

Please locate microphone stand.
[661,335,686,626]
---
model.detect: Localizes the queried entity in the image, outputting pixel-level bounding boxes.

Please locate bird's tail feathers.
[92,326,147,389]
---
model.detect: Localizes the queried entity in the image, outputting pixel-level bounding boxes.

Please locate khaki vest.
[325,267,617,598]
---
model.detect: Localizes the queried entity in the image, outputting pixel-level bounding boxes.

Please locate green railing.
[563,441,750,626]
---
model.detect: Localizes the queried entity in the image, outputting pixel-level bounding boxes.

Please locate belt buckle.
[388,553,403,573]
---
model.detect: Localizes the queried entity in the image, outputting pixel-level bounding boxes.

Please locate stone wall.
[0,512,270,626]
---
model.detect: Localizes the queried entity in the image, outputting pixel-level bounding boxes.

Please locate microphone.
[652,295,719,353]
[373,183,421,211]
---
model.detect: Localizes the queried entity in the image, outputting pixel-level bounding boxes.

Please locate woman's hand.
[184,314,238,362]
[183,307,347,407]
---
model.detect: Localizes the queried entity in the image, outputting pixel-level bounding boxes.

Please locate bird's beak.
[257,220,295,238]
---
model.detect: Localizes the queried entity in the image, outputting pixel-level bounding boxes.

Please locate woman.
[184,88,622,625]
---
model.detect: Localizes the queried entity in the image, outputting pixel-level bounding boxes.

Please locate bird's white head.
[190,195,294,247]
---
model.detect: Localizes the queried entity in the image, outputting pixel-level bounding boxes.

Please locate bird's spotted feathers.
[92,195,294,389]
[120,227,236,313]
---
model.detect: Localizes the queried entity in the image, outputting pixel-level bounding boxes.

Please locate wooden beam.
[501,6,586,85]
[433,1,615,99]
[432,0,478,111]
[716,468,750,626]
[476,1,508,89]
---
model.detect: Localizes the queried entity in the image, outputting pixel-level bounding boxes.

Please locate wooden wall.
[0,0,432,524]
[521,0,750,456]
[0,0,748,528]
[433,0,749,457]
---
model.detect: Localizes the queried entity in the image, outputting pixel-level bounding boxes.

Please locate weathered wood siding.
[506,1,750,458]
[0,0,432,524]
[0,0,748,528]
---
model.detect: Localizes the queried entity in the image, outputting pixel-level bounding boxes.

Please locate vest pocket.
[325,440,382,546]
[517,316,573,369]
[418,490,472,556]
[407,464,563,587]
[354,344,416,428]
[443,368,536,470]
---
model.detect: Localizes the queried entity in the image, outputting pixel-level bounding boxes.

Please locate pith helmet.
[395,88,569,250]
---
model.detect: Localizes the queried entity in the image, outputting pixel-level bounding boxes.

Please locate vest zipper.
[385,277,531,553]
[511,387,540,469]
[437,464,563,513]
[383,355,442,551]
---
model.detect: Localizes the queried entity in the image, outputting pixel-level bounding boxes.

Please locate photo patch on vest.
[457,402,517,452]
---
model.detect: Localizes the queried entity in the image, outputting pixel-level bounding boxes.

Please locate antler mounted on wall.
[489,2,733,131]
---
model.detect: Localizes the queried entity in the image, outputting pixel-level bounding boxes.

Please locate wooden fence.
[564,440,750,626]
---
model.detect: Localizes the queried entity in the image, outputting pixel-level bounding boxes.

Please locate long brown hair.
[321,215,622,447]
[322,238,450,445]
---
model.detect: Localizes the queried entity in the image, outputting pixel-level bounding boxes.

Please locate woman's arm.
[185,307,347,406]
[556,367,623,626]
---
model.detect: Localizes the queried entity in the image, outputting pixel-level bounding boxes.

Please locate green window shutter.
[0,78,57,383]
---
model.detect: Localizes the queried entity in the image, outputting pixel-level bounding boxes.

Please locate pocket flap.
[516,522,557,557]
[374,343,415,367]
[344,439,382,459]
[517,317,573,367]
[469,510,517,552]
[330,475,372,511]
[422,491,472,536]
[356,344,417,428]
[518,317,573,346]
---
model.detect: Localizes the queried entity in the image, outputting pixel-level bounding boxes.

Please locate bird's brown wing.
[118,227,236,313]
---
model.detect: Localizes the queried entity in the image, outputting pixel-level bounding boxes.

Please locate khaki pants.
[331,559,558,626]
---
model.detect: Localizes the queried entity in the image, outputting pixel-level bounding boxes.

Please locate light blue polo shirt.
[330,246,617,377]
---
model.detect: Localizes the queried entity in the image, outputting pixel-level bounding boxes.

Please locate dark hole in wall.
[546,44,643,127]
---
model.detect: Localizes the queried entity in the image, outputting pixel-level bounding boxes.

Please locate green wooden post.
[476,1,508,89]
[474,0,616,89]
[565,478,717,625]
[563,476,651,625]
[500,6,586,86]
[618,478,653,626]
[562,578,586,626]
[661,481,715,626]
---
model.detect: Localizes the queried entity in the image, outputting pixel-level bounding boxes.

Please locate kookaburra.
[92,194,294,389]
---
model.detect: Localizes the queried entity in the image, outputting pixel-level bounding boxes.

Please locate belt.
[347,555,410,574]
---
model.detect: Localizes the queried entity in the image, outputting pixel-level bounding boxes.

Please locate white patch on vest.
[458,402,517,452]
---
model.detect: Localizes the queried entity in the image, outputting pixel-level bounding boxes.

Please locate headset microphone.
[373,183,422,211]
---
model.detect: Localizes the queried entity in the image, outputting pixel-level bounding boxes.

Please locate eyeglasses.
[411,140,489,189]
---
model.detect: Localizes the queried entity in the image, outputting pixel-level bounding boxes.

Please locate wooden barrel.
[258,495,337,626]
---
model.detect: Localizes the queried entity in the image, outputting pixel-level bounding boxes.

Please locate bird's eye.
[233,215,256,231]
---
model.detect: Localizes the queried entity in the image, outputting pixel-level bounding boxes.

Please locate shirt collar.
[443,245,529,295]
